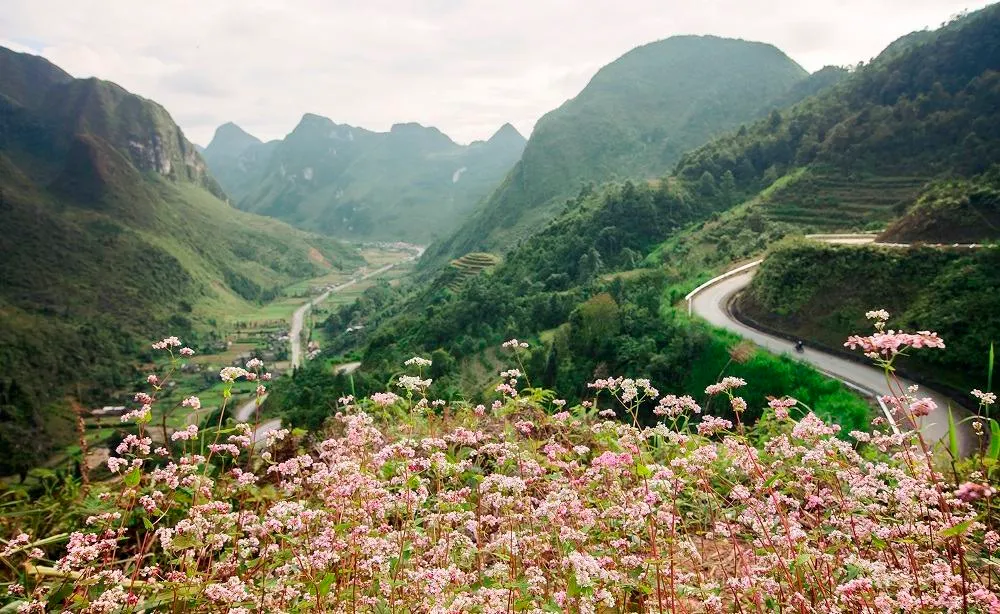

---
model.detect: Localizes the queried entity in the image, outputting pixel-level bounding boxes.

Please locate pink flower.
[768,396,797,420]
[179,347,195,356]
[845,330,945,357]
[705,377,746,395]
[697,415,733,436]
[956,482,994,502]
[908,397,936,417]
[181,396,201,410]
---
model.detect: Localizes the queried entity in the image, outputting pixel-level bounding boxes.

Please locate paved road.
[235,394,266,422]
[289,248,424,368]
[690,267,976,456]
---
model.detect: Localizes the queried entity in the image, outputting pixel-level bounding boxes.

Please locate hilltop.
[423,35,815,267]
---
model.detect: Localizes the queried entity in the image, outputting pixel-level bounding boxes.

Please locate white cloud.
[0,0,989,145]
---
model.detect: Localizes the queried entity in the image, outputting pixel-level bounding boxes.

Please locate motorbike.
[794,340,805,353]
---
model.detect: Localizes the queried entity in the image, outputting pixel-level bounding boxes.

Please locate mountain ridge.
[204,113,526,242]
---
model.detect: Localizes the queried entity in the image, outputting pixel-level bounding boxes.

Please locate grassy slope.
[880,167,1000,243]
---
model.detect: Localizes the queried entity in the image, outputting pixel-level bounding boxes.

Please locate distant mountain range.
[202,116,526,243]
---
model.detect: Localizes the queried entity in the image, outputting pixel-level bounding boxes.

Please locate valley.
[2,3,999,610]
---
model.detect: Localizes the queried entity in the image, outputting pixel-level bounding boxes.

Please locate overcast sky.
[1,0,990,146]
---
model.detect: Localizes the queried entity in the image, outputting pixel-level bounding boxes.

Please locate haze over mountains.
[203,115,526,243]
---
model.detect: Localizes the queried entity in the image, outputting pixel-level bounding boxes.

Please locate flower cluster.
[2,324,997,613]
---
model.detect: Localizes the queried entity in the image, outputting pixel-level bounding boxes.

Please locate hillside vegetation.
[423,35,815,266]
[880,166,1000,243]
[204,117,526,243]
[739,239,1000,397]
[0,47,360,475]
[673,5,1000,234]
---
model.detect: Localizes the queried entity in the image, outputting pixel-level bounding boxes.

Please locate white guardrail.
[684,259,762,316]
[684,258,900,435]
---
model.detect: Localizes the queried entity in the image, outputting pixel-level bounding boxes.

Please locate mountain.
[423,35,812,266]
[670,4,1000,236]
[203,116,526,243]
[202,122,277,203]
[0,47,360,474]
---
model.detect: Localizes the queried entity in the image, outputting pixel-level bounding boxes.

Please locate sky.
[1,0,991,146]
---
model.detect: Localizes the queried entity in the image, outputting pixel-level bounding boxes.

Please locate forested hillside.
[203,117,526,243]
[0,47,360,474]
[423,35,815,267]
[672,5,1000,233]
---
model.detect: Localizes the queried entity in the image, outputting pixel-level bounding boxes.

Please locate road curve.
[689,267,976,456]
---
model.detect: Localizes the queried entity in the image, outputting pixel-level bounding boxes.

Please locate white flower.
[220,367,250,382]
[404,356,432,367]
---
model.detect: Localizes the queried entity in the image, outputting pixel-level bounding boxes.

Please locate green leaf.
[142,516,154,530]
[947,407,960,459]
[940,518,974,538]
[635,463,652,478]
[988,342,994,394]
[124,466,141,487]
[989,419,1000,461]
[318,572,336,597]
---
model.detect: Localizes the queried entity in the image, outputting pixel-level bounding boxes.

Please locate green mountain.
[423,35,812,266]
[202,122,277,203]
[203,116,526,243]
[0,47,360,474]
[671,6,1000,236]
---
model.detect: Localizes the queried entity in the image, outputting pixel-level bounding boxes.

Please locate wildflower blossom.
[654,394,701,417]
[844,330,945,357]
[768,396,797,420]
[245,358,263,370]
[697,415,733,436]
[705,376,746,395]
[370,392,401,407]
[501,338,529,349]
[971,389,996,406]
[151,336,182,350]
[171,425,199,441]
[181,396,201,410]
[120,406,151,423]
[397,375,432,391]
[179,347,195,356]
[219,367,249,382]
[404,356,432,367]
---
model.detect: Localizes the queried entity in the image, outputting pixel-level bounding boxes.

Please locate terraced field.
[761,171,928,230]
[445,253,501,292]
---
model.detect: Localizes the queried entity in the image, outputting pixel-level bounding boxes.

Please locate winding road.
[238,246,424,443]
[687,237,977,456]
[290,248,424,368]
